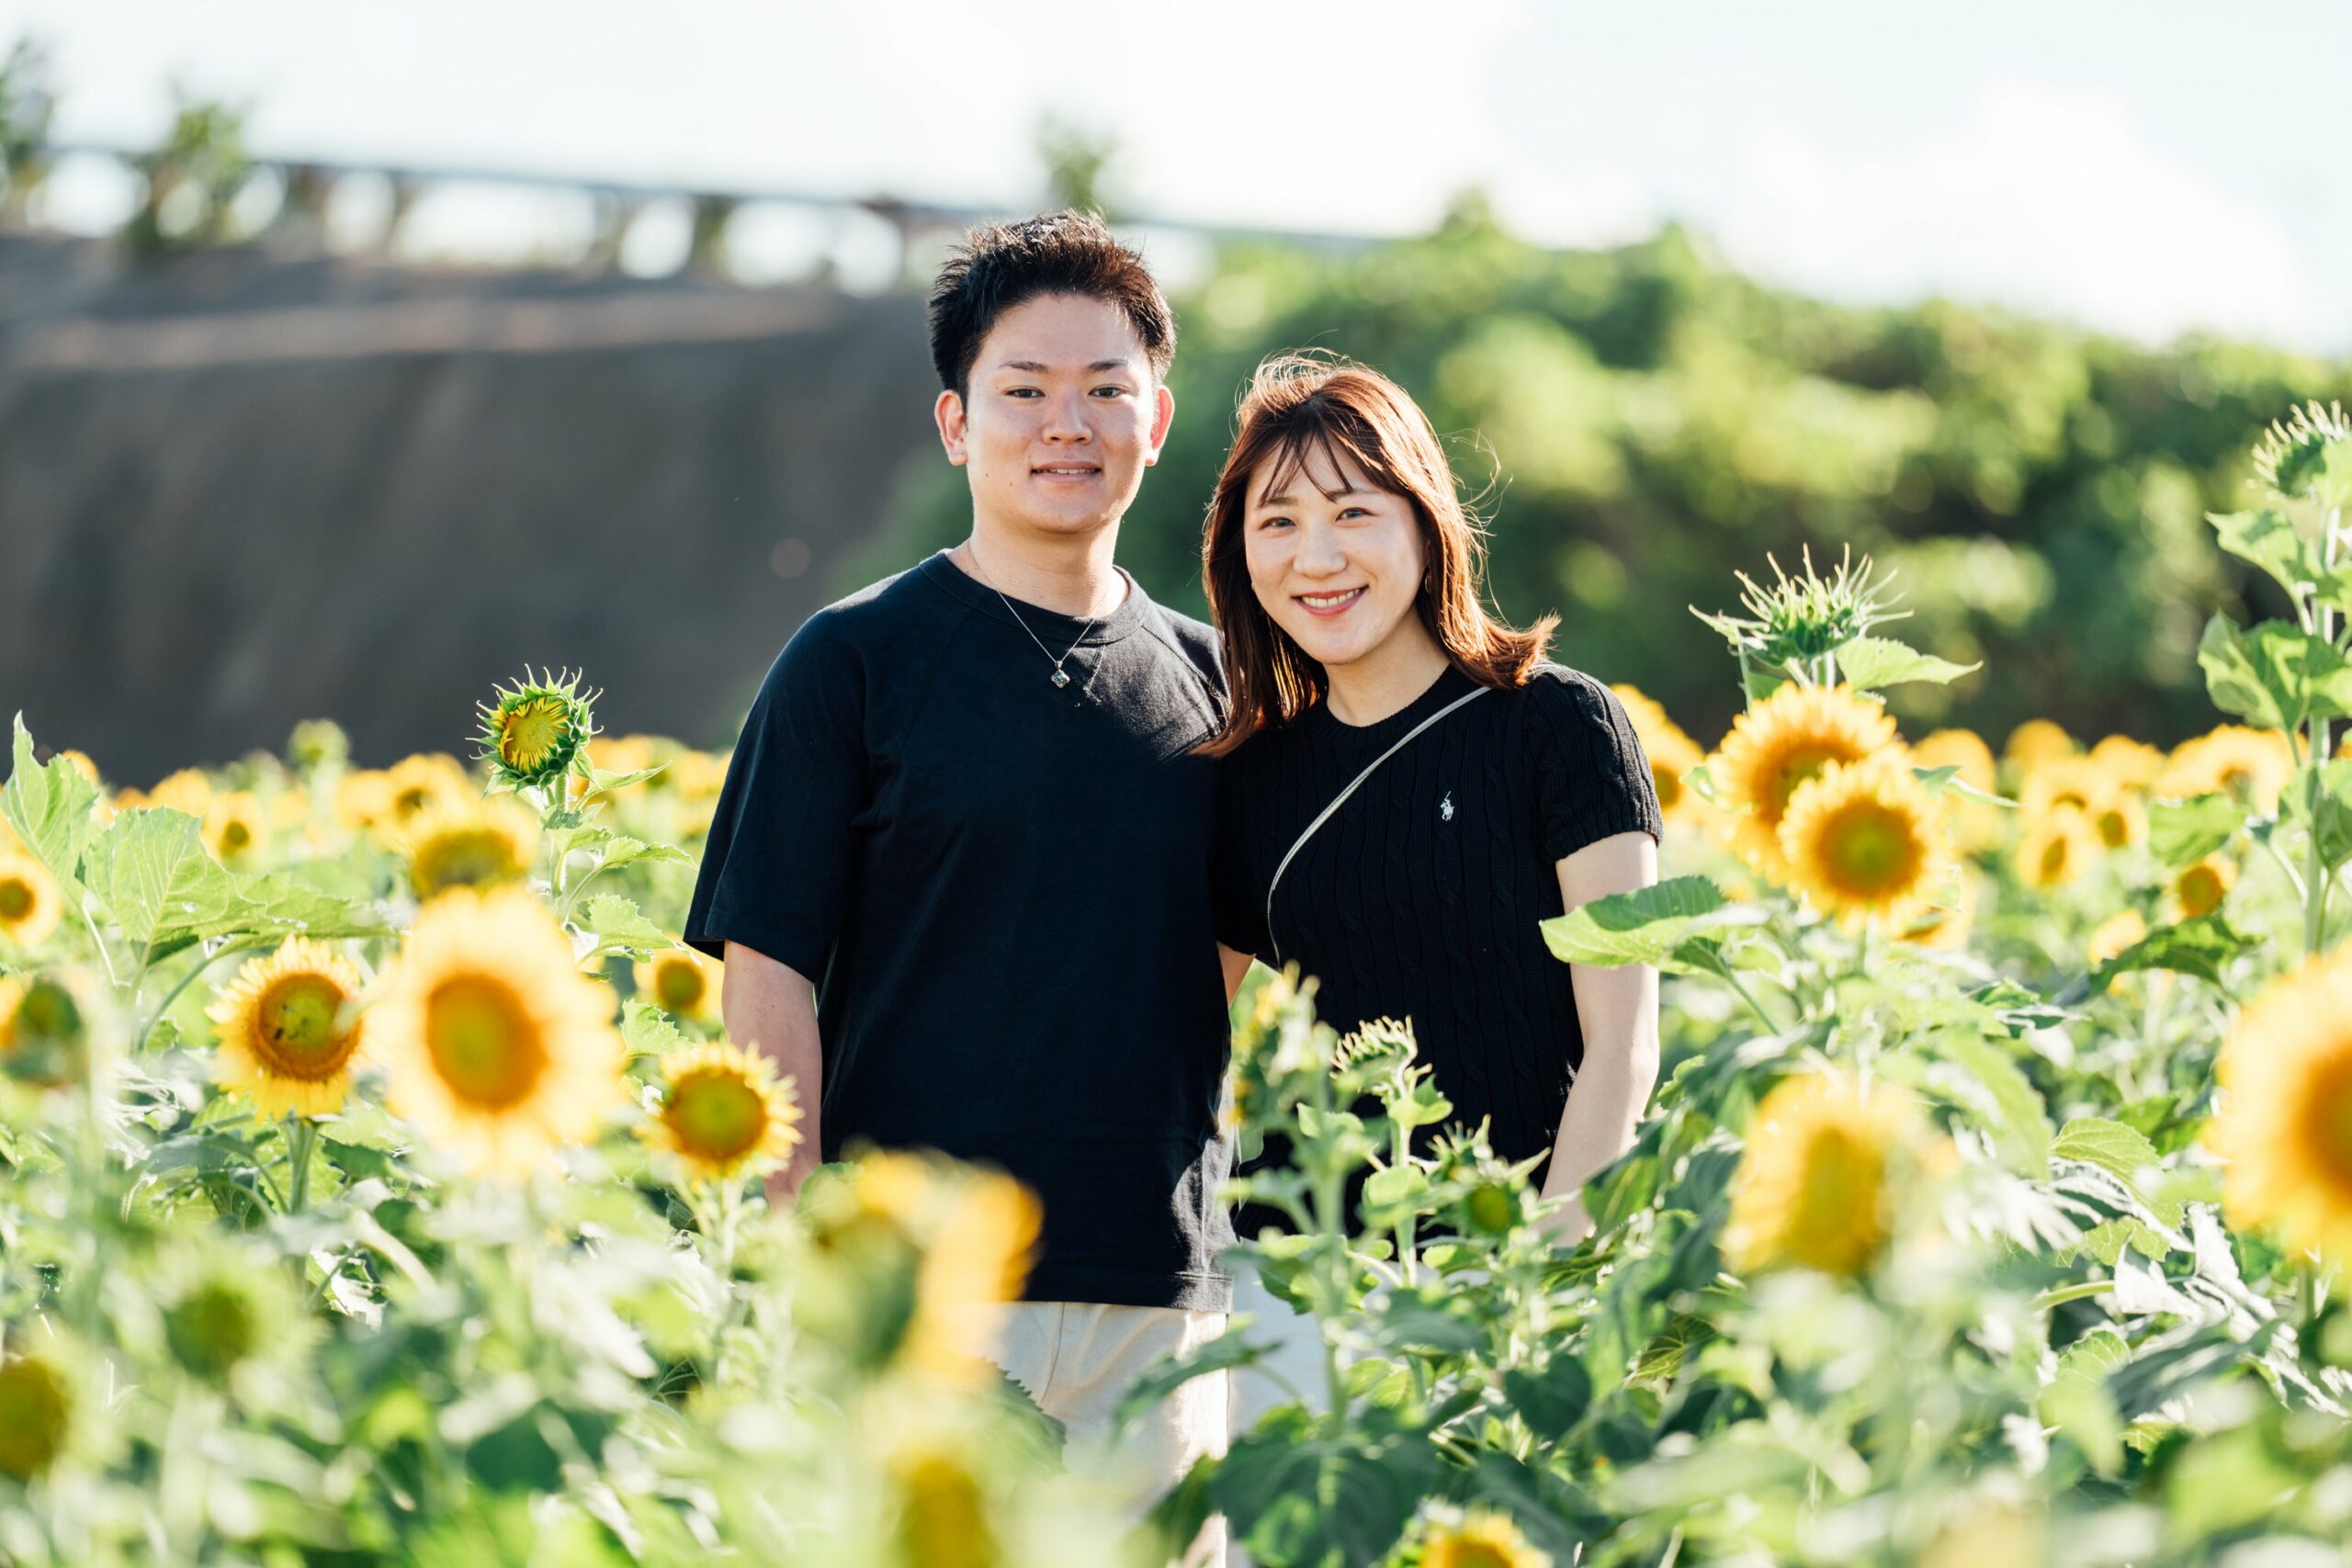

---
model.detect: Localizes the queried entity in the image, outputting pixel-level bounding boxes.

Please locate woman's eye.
[1339,507,1371,520]
[1259,516,1293,531]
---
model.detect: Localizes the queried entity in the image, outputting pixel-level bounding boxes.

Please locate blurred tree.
[1036,114,1118,218]
[124,94,254,257]
[0,38,53,218]
[886,206,2351,750]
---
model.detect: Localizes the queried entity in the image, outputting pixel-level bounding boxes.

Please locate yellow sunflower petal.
[205,935,368,1118]
[2213,950,2352,1262]
[1724,1073,1917,1278]
[367,886,625,1178]
[1779,752,1952,929]
[1712,682,1899,882]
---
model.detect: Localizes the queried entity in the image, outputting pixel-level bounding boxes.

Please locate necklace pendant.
[1050,668,1071,689]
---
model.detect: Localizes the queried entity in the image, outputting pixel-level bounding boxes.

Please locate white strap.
[1266,686,1489,965]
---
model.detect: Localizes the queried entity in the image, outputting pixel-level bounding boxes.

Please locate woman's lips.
[1295,586,1366,618]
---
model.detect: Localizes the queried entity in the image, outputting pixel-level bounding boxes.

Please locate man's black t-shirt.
[684,551,1234,1310]
[1212,663,1662,1235]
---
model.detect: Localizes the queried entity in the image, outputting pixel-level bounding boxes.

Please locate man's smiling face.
[937,291,1175,542]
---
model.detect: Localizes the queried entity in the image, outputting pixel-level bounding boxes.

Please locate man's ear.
[1143,381,1176,467]
[934,388,969,466]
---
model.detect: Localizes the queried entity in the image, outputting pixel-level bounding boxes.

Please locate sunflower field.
[6,407,2352,1567]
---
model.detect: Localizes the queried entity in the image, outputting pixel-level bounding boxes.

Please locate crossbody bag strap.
[1265,686,1489,966]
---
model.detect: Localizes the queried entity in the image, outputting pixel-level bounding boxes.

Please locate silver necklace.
[964,544,1109,690]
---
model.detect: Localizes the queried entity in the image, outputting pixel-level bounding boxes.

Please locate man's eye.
[1092,386,1130,398]
[1005,388,1042,398]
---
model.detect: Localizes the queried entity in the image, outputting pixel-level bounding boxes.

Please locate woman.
[1206,353,1664,1258]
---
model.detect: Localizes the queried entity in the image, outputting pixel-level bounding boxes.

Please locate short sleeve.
[682,613,866,978]
[1210,756,1272,961]
[1524,668,1664,863]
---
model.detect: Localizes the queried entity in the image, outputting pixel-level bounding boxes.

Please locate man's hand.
[721,941,824,1214]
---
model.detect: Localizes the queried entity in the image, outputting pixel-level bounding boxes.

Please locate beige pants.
[988,1302,1230,1567]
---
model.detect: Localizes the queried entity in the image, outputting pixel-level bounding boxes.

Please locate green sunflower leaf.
[2148,793,2245,868]
[594,836,693,873]
[232,872,391,941]
[2089,913,2256,994]
[2208,509,2320,603]
[2052,1117,2161,1192]
[1922,1032,2051,1172]
[4,715,100,891]
[1830,635,1981,693]
[578,894,672,960]
[2197,615,2350,731]
[1540,875,1768,972]
[82,808,250,957]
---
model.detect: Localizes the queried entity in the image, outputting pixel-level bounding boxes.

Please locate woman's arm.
[722,940,826,1210]
[1534,830,1662,1246]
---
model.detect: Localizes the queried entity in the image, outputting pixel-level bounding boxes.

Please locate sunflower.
[2013,809,2099,891]
[2088,789,2146,851]
[1778,753,1952,929]
[2251,399,2352,503]
[0,973,87,1087]
[476,669,598,792]
[1423,1507,1553,1568]
[2018,757,2112,822]
[1713,682,1900,880]
[890,1443,999,1568]
[367,886,625,1178]
[2211,948,2352,1261]
[0,1352,70,1480]
[334,769,394,834]
[635,946,718,1021]
[2172,855,2235,920]
[383,754,474,829]
[201,791,270,865]
[672,749,729,803]
[2087,908,2148,968]
[205,936,368,1118]
[2003,719,2076,770]
[2089,734,2165,793]
[2158,726,2294,814]
[1913,728,2007,854]
[1897,867,1975,951]
[1725,1072,1920,1278]
[148,767,213,816]
[401,796,541,902]
[0,851,62,948]
[154,1237,307,1393]
[1611,682,1711,829]
[641,1041,801,1184]
[808,1151,1043,1382]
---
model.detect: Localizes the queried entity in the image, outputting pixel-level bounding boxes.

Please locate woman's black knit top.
[1212,662,1663,1215]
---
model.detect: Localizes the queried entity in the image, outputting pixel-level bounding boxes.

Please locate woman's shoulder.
[1506,661,1630,730]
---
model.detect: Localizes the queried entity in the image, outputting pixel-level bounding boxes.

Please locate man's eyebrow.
[997,359,1138,374]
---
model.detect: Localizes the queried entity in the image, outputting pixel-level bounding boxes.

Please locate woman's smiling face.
[1243,440,1429,672]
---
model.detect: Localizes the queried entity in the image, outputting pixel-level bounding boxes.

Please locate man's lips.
[1295,586,1366,618]
[1033,464,1102,481]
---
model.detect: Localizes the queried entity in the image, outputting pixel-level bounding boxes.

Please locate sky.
[4,0,2346,353]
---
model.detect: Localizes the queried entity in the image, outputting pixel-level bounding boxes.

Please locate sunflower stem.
[136,935,267,1054]
[2303,502,2342,959]
[285,1114,318,1214]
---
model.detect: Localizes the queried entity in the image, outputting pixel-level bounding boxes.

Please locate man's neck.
[954,521,1129,620]
[1322,620,1453,728]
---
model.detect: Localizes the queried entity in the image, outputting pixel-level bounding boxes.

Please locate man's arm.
[1534,830,1662,1247]
[722,940,825,1209]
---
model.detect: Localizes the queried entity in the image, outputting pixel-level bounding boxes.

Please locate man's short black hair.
[927,209,1176,399]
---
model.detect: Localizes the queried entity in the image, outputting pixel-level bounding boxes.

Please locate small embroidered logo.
[1440,791,1455,822]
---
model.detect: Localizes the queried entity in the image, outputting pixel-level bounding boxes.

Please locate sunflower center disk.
[252,974,355,1079]
[1768,748,1849,819]
[668,1073,767,1160]
[419,830,519,892]
[166,1283,260,1378]
[1823,805,1917,894]
[0,880,30,920]
[1653,767,1682,811]
[657,963,707,1012]
[502,700,569,771]
[0,1360,67,1479]
[424,976,548,1110]
[2299,1050,2352,1198]
[1793,1127,1884,1273]
[2180,868,2223,918]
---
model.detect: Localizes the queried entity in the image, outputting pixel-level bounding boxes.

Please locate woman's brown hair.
[1200,352,1555,756]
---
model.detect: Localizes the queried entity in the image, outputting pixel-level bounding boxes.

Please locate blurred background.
[3,0,2349,781]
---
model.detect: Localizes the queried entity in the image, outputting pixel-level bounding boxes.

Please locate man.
[684,210,1234,1517]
